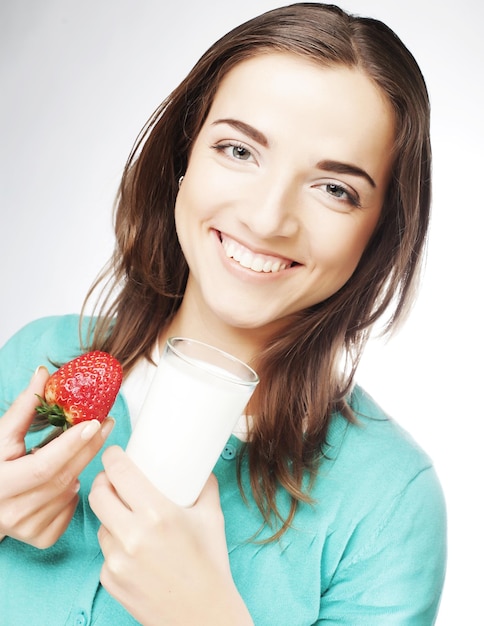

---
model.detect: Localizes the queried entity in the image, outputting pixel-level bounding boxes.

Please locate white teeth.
[232,247,242,263]
[221,235,293,274]
[240,251,253,269]
[251,257,265,272]
[225,240,237,259]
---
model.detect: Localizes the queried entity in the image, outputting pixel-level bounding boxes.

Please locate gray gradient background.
[1,1,482,621]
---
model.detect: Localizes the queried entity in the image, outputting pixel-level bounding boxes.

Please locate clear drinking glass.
[126,337,259,506]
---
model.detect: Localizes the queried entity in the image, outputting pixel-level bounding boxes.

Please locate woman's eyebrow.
[211,118,269,147]
[211,118,376,188]
[317,159,376,188]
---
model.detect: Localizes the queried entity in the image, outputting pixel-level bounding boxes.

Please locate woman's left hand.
[89,446,253,626]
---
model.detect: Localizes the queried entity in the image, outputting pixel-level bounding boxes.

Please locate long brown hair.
[85,3,431,536]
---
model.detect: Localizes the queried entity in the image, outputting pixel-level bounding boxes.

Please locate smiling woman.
[0,3,445,626]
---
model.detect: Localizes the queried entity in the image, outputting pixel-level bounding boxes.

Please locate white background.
[1,1,482,622]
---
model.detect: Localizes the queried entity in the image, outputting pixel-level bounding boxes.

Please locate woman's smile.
[218,231,297,275]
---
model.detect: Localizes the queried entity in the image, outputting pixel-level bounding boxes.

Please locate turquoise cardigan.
[0,316,446,625]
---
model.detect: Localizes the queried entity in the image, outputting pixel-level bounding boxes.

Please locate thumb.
[196,473,222,509]
[0,366,50,461]
[194,474,231,573]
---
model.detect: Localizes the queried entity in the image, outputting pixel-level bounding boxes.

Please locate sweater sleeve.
[316,463,447,625]
[0,315,83,413]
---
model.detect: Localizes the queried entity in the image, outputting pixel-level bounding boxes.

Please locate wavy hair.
[85,3,431,537]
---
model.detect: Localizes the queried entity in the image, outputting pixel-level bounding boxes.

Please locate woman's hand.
[0,366,114,548]
[89,446,253,626]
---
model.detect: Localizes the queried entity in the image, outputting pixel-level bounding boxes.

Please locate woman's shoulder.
[2,314,83,348]
[0,314,91,362]
[312,384,445,520]
[327,384,434,476]
[0,314,91,402]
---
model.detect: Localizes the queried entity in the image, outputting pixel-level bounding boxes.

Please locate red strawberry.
[35,351,123,429]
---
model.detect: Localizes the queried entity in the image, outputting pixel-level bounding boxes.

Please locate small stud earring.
[178,175,184,188]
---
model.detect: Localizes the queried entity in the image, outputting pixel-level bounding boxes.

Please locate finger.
[96,523,115,559]
[0,467,80,521]
[57,417,115,480]
[89,469,133,541]
[192,474,226,539]
[31,496,79,549]
[0,418,114,498]
[0,366,50,461]
[96,524,126,597]
[3,486,79,549]
[35,417,115,477]
[196,473,221,508]
[100,445,167,511]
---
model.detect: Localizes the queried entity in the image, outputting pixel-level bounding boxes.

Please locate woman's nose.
[238,177,300,239]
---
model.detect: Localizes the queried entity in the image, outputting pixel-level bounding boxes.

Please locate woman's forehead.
[201,52,395,185]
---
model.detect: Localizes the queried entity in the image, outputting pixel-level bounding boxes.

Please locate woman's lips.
[219,232,297,273]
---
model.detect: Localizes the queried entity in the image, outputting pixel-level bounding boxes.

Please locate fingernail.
[101,418,115,440]
[32,365,48,379]
[81,419,101,441]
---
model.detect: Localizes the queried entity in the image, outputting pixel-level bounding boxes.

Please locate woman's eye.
[213,142,254,162]
[231,145,251,160]
[326,183,346,198]
[322,182,360,208]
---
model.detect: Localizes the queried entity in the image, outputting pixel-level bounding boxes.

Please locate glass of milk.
[126,337,259,506]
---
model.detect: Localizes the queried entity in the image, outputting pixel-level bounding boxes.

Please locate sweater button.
[74,612,87,626]
[221,443,236,460]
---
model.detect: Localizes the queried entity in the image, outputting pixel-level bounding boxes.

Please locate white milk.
[126,339,258,507]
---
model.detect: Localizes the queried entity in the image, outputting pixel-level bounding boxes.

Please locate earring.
[178,175,184,188]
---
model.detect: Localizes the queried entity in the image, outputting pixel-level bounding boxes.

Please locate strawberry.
[35,351,123,430]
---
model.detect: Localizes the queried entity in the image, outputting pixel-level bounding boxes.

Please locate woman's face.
[174,53,395,340]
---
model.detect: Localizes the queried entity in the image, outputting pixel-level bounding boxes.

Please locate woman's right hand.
[0,366,114,549]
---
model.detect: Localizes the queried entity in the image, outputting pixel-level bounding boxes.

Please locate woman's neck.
[159,300,277,367]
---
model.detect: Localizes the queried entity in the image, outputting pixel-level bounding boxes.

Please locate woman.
[0,3,446,624]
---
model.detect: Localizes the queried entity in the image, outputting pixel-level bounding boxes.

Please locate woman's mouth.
[219,233,297,273]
